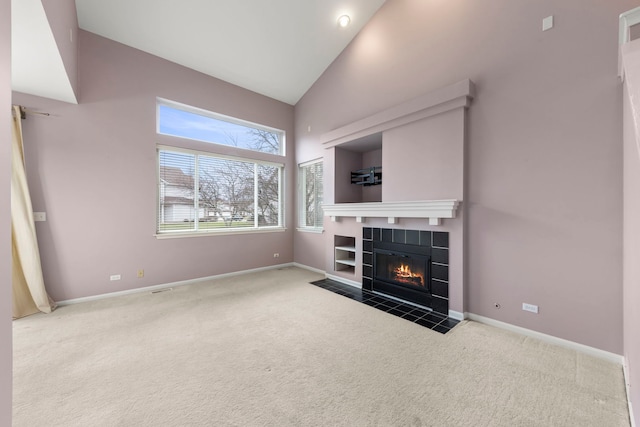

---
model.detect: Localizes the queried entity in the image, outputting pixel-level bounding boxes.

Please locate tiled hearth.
[310,278,459,334]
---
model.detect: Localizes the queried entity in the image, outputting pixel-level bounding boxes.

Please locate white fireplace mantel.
[322,200,460,226]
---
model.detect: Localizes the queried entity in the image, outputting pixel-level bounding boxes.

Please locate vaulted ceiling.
[12,0,387,105]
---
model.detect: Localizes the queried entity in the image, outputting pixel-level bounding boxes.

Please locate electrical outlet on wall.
[137,269,144,278]
[522,303,539,313]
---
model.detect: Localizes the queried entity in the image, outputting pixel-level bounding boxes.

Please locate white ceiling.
[11,0,78,104]
[12,0,387,106]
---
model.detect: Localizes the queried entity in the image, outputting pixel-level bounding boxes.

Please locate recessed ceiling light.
[337,15,351,28]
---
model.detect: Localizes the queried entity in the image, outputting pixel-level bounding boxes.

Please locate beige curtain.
[11,105,55,319]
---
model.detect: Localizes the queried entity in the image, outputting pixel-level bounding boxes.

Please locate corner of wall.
[1,0,13,424]
[41,0,80,100]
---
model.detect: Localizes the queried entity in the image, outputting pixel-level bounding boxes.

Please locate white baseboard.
[292,262,325,275]
[57,263,296,306]
[465,313,623,365]
[624,358,636,427]
[325,274,362,289]
[448,310,464,321]
[56,267,626,367]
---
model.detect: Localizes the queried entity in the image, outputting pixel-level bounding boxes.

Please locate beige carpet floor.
[13,267,630,426]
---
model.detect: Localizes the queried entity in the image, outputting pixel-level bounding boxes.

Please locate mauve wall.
[294,0,633,353]
[622,40,640,427]
[41,0,78,100]
[1,0,12,424]
[382,110,464,203]
[12,30,295,301]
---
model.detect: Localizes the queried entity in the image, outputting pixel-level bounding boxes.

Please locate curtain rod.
[15,106,50,120]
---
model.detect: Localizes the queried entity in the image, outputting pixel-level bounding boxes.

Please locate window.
[298,160,323,230]
[157,99,284,155]
[158,148,283,234]
[156,99,285,236]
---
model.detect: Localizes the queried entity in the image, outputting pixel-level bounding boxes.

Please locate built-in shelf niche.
[334,235,356,273]
[334,133,382,203]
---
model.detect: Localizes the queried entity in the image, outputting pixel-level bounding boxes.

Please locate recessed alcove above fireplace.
[320,79,473,319]
[321,79,472,204]
[334,134,383,204]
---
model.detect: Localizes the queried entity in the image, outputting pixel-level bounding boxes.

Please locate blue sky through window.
[158,104,282,154]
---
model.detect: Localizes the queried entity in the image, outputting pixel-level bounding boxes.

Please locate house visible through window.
[299,160,323,230]
[157,99,284,235]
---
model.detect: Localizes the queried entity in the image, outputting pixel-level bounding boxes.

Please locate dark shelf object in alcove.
[351,166,382,186]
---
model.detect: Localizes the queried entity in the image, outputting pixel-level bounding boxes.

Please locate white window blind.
[299,160,323,229]
[158,148,283,234]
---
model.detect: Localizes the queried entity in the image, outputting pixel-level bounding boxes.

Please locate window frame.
[156,98,285,156]
[298,158,324,232]
[157,146,285,237]
[155,99,287,239]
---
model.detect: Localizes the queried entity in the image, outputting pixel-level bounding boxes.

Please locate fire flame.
[393,263,424,286]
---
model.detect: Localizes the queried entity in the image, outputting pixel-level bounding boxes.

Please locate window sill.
[296,227,324,234]
[155,227,286,239]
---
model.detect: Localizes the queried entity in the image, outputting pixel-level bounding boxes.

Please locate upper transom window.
[157,99,284,155]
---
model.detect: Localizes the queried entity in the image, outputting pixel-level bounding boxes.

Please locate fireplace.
[372,240,431,308]
[375,251,428,288]
[363,228,449,315]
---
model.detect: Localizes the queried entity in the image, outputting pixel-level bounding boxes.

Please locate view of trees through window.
[158,150,281,232]
[157,100,283,234]
[299,161,323,229]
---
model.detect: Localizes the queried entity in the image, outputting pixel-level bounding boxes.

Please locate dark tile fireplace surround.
[363,228,450,316]
[310,227,456,334]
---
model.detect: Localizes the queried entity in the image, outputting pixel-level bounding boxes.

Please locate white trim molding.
[57,263,296,306]
[620,7,640,47]
[292,262,326,275]
[322,199,460,226]
[619,6,640,79]
[624,359,637,427]
[325,273,362,289]
[320,79,474,148]
[466,313,623,365]
[448,310,464,321]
